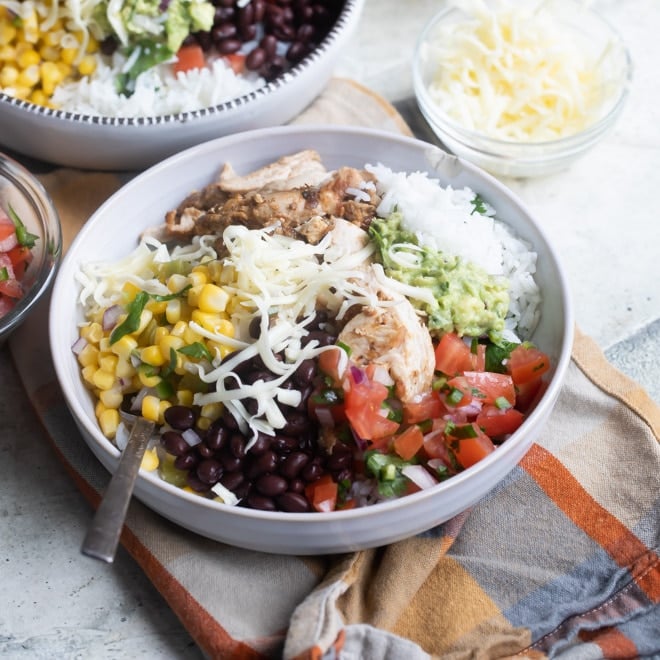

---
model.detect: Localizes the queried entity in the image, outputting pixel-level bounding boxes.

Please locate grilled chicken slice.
[337,293,435,403]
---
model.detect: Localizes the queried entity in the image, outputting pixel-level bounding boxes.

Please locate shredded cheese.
[421,0,610,141]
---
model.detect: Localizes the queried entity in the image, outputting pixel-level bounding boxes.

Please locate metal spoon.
[81,416,155,563]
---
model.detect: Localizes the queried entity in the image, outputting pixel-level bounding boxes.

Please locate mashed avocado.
[369,212,509,338]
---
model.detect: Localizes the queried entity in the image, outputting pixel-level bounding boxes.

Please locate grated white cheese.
[420,0,610,141]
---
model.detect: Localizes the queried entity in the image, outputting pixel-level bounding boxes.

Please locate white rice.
[51,52,265,117]
[366,164,542,339]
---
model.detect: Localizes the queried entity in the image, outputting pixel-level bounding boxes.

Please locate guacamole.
[369,212,509,338]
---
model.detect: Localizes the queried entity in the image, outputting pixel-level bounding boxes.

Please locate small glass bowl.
[412,1,633,178]
[0,153,62,343]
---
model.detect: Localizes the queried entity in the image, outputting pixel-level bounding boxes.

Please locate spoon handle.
[81,416,155,563]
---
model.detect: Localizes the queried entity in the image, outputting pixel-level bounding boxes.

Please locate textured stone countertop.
[1,1,658,657]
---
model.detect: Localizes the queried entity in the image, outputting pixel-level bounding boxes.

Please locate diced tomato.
[0,295,15,316]
[344,369,400,440]
[476,405,524,438]
[224,53,246,75]
[318,345,345,385]
[447,423,495,469]
[470,343,486,371]
[444,375,473,407]
[393,425,424,461]
[0,255,21,299]
[507,345,551,385]
[516,378,548,413]
[402,391,446,424]
[462,371,516,406]
[173,44,206,75]
[0,217,18,252]
[434,333,473,375]
[7,244,32,276]
[305,475,338,513]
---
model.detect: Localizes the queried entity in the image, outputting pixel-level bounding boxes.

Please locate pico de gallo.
[0,204,38,318]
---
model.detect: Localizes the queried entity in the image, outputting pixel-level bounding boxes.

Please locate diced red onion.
[115,422,129,452]
[0,233,18,252]
[427,457,450,472]
[370,364,394,386]
[350,365,367,385]
[182,428,202,447]
[103,304,122,331]
[71,336,88,355]
[402,465,438,490]
[130,387,150,411]
[350,427,369,451]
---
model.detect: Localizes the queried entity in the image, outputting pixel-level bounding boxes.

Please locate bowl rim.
[0,0,364,126]
[0,152,62,336]
[412,1,634,152]
[49,124,574,524]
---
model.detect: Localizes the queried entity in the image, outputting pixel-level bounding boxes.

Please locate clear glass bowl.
[412,1,633,178]
[0,153,62,343]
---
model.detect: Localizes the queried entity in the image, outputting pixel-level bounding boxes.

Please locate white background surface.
[1,1,658,657]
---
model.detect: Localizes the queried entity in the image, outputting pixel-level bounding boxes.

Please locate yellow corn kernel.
[159,334,185,360]
[167,273,189,293]
[17,64,40,88]
[0,22,16,46]
[197,283,230,314]
[0,44,16,62]
[21,10,39,43]
[39,45,59,62]
[153,325,169,343]
[121,280,141,302]
[175,389,194,407]
[98,353,118,374]
[110,334,138,360]
[135,309,154,336]
[60,46,78,65]
[79,322,103,345]
[81,364,97,386]
[0,65,18,87]
[165,298,182,325]
[42,28,64,47]
[98,408,120,438]
[141,448,159,471]
[191,310,234,337]
[188,269,208,287]
[55,61,72,78]
[146,298,168,315]
[99,387,123,410]
[8,86,31,100]
[77,342,100,367]
[158,400,172,424]
[39,60,63,95]
[187,284,203,308]
[140,345,166,367]
[206,260,223,283]
[182,324,203,345]
[77,54,96,76]
[115,356,137,380]
[196,416,211,431]
[141,395,161,422]
[98,337,111,353]
[17,48,40,68]
[85,34,100,54]
[171,320,188,337]
[200,402,223,422]
[206,340,234,361]
[92,368,115,391]
[137,364,161,388]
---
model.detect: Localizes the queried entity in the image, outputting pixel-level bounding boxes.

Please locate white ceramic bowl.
[0,0,363,172]
[49,126,573,554]
[412,0,632,178]
[0,152,61,344]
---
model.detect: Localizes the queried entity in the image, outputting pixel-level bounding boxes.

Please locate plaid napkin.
[10,78,659,659]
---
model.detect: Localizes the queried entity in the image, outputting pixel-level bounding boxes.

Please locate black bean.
[164,405,196,431]
[174,453,198,471]
[296,23,315,42]
[245,450,278,479]
[230,433,247,459]
[271,434,299,454]
[161,431,189,457]
[294,359,316,386]
[248,315,262,339]
[247,493,277,511]
[288,478,305,493]
[214,6,235,21]
[277,492,311,512]
[246,47,266,71]
[240,23,257,41]
[238,3,255,28]
[217,37,242,54]
[256,474,288,497]
[301,460,323,482]
[325,448,352,471]
[279,451,309,479]
[197,458,223,485]
[302,330,336,347]
[282,412,311,436]
[260,34,278,58]
[221,406,239,430]
[219,471,244,492]
[205,424,229,451]
[212,22,237,42]
[197,442,215,459]
[253,0,266,22]
[187,474,209,492]
[221,451,243,473]
[234,481,252,500]
[248,433,272,455]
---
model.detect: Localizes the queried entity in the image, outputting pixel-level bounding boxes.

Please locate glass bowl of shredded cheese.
[412,0,633,178]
